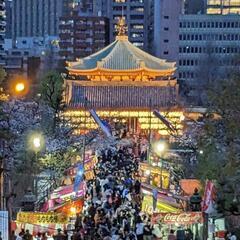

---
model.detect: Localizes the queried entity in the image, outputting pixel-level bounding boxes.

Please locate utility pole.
[147,99,152,163]
[82,97,88,168]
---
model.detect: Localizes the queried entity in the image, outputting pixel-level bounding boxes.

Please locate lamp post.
[153,141,167,189]
[11,79,28,97]
[15,82,25,93]
[29,133,44,199]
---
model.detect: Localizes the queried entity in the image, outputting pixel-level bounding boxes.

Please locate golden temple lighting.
[63,110,184,136]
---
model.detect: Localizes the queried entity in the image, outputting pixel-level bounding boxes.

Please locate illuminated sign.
[17,212,68,224]
[151,212,203,225]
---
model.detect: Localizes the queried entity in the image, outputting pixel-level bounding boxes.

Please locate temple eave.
[65,106,181,111]
[66,79,178,87]
[67,67,175,77]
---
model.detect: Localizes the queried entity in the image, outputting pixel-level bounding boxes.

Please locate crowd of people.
[72,146,163,240]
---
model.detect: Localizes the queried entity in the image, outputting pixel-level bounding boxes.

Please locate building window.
[130,7,144,12]
[131,24,144,29]
[133,42,143,47]
[164,27,169,31]
[130,15,143,20]
[164,16,169,19]
[163,51,168,55]
[164,39,169,43]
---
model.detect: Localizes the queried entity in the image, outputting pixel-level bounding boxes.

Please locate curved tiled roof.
[67,36,175,71]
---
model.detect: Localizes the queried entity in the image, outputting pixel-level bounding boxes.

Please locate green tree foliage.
[39,71,65,130]
[196,73,240,217]
[39,147,78,186]
[40,71,64,113]
[0,67,8,140]
[0,67,6,85]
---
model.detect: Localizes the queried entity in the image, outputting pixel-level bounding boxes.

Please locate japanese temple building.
[63,19,185,135]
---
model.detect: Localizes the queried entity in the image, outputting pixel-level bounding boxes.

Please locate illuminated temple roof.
[67,19,175,79]
[67,37,175,73]
[65,19,179,109]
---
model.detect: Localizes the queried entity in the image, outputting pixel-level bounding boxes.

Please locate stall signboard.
[17,212,68,225]
[151,212,203,225]
[142,195,180,214]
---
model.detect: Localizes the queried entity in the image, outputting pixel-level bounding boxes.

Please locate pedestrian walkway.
[73,145,148,239]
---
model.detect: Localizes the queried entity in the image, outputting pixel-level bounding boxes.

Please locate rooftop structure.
[64,19,183,135]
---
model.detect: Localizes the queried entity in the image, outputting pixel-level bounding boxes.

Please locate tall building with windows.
[178,14,240,102]
[59,16,109,62]
[184,0,204,14]
[0,0,5,66]
[206,0,240,14]
[12,0,64,40]
[105,0,149,50]
[153,0,184,61]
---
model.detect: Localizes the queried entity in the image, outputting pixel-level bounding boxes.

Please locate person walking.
[168,230,177,240]
[143,220,153,240]
[135,216,145,240]
[16,232,24,240]
[23,230,33,240]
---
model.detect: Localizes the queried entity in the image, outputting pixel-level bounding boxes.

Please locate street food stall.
[15,212,69,236]
[141,195,181,214]
[151,212,204,240]
[139,162,170,189]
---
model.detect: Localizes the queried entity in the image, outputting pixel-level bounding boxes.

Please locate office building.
[206,0,240,14]
[12,0,64,40]
[59,16,109,62]
[4,36,59,81]
[153,0,184,61]
[105,0,149,50]
[178,14,240,102]
[0,0,5,66]
[5,0,11,38]
[184,0,204,14]
[62,0,105,17]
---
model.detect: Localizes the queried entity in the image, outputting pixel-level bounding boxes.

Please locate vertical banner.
[73,164,84,193]
[0,211,9,240]
[153,110,176,132]
[89,109,112,137]
[202,180,216,214]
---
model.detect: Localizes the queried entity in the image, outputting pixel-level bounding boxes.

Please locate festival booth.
[15,212,69,236]
[13,151,96,235]
[141,195,181,214]
[139,162,170,189]
[151,212,204,240]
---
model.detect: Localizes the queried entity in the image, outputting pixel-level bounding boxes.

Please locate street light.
[10,77,29,97]
[153,141,167,157]
[15,82,25,93]
[30,134,44,153]
[33,137,41,150]
[153,141,167,189]
[29,133,44,198]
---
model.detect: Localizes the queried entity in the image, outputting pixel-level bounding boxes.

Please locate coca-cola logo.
[152,212,203,225]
